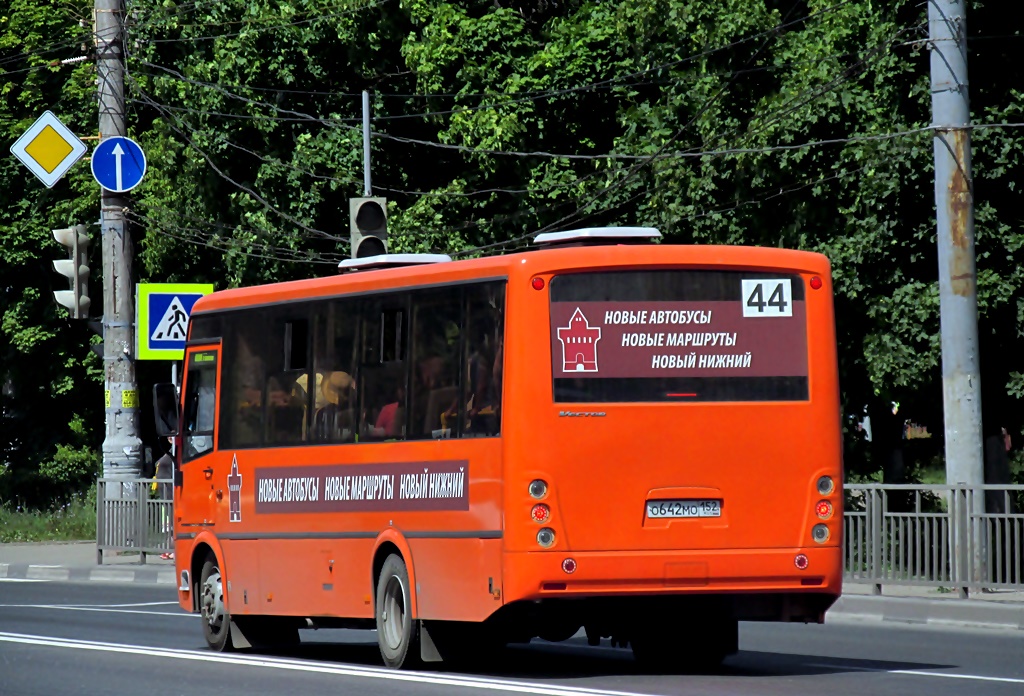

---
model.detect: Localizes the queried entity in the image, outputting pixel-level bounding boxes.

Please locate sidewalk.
[0,541,177,585]
[832,581,1024,631]
[1,541,1022,631]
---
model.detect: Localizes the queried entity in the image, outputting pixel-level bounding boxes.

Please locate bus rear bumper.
[503,546,842,606]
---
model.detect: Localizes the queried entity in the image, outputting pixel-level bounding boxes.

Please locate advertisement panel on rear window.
[549,270,809,402]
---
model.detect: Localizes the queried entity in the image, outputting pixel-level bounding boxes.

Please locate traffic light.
[52,224,90,319]
[349,197,388,258]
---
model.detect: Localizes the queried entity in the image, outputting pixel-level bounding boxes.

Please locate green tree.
[4,0,1024,501]
[1,0,103,506]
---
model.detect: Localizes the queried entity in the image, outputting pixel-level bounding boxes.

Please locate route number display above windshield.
[742,279,793,318]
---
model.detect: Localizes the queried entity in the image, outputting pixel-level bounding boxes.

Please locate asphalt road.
[1,579,1022,696]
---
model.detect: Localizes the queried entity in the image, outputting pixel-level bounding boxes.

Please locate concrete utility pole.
[929,0,984,489]
[96,0,143,482]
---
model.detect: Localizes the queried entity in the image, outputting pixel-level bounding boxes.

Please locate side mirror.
[153,383,180,437]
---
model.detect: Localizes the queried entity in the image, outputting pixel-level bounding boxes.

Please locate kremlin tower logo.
[228,455,242,523]
[557,308,601,372]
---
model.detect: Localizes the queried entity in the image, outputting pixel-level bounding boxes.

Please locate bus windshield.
[549,269,809,402]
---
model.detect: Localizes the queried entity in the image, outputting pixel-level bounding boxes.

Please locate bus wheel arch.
[371,532,418,618]
[373,552,422,669]
[199,550,235,652]
[189,541,218,612]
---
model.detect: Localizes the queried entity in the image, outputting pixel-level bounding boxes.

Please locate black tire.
[199,554,235,652]
[375,554,421,669]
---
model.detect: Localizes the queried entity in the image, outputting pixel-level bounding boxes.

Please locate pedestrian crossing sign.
[136,283,214,360]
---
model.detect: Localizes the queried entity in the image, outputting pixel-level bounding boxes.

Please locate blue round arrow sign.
[91,136,146,192]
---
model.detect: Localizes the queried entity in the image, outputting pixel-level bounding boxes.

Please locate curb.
[2,561,1023,632]
[0,563,176,585]
[829,594,1024,631]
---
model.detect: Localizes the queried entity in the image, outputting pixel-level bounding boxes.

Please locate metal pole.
[362,90,372,196]
[930,0,983,486]
[170,362,177,458]
[96,0,143,486]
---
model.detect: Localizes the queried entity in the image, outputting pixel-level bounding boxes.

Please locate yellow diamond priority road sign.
[9,111,87,188]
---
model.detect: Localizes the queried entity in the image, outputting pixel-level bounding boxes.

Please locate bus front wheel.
[199,554,235,652]
[375,554,421,669]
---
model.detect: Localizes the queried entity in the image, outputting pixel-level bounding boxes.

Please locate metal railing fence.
[94,479,1024,595]
[844,483,1024,596]
[95,478,173,564]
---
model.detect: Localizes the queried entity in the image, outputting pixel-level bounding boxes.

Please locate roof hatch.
[337,253,452,273]
[533,226,661,248]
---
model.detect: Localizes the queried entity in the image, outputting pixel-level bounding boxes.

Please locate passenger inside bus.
[413,354,457,439]
[265,373,306,443]
[373,384,405,439]
[361,362,405,441]
[456,320,500,436]
[315,371,356,442]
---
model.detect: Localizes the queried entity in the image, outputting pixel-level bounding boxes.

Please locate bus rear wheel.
[199,554,235,652]
[375,554,421,669]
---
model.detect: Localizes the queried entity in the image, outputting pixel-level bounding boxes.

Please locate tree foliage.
[1,0,102,505]
[2,0,1023,502]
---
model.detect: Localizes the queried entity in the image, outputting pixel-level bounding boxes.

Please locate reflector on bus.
[533,227,661,247]
[337,253,452,273]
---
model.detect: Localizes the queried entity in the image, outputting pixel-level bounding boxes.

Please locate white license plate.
[646,499,721,518]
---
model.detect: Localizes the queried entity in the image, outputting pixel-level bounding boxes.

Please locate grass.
[0,494,95,543]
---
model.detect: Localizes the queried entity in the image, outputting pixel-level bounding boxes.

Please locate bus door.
[177,344,220,533]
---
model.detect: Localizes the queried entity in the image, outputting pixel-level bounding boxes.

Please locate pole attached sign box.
[136,283,214,360]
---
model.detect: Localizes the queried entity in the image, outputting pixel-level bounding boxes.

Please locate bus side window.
[312,300,358,444]
[360,299,409,442]
[221,313,267,448]
[409,287,461,440]
[265,316,310,446]
[461,283,505,438]
[182,360,216,462]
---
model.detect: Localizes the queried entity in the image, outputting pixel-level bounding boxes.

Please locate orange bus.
[154,227,842,670]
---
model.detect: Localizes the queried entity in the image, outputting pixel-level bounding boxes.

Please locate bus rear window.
[550,270,809,403]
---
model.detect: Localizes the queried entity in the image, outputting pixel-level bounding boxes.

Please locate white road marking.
[56,601,178,608]
[0,632,658,696]
[0,578,48,583]
[805,662,1024,684]
[0,604,192,617]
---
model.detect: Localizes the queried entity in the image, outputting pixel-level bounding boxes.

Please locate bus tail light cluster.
[812,476,836,544]
[529,480,556,547]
